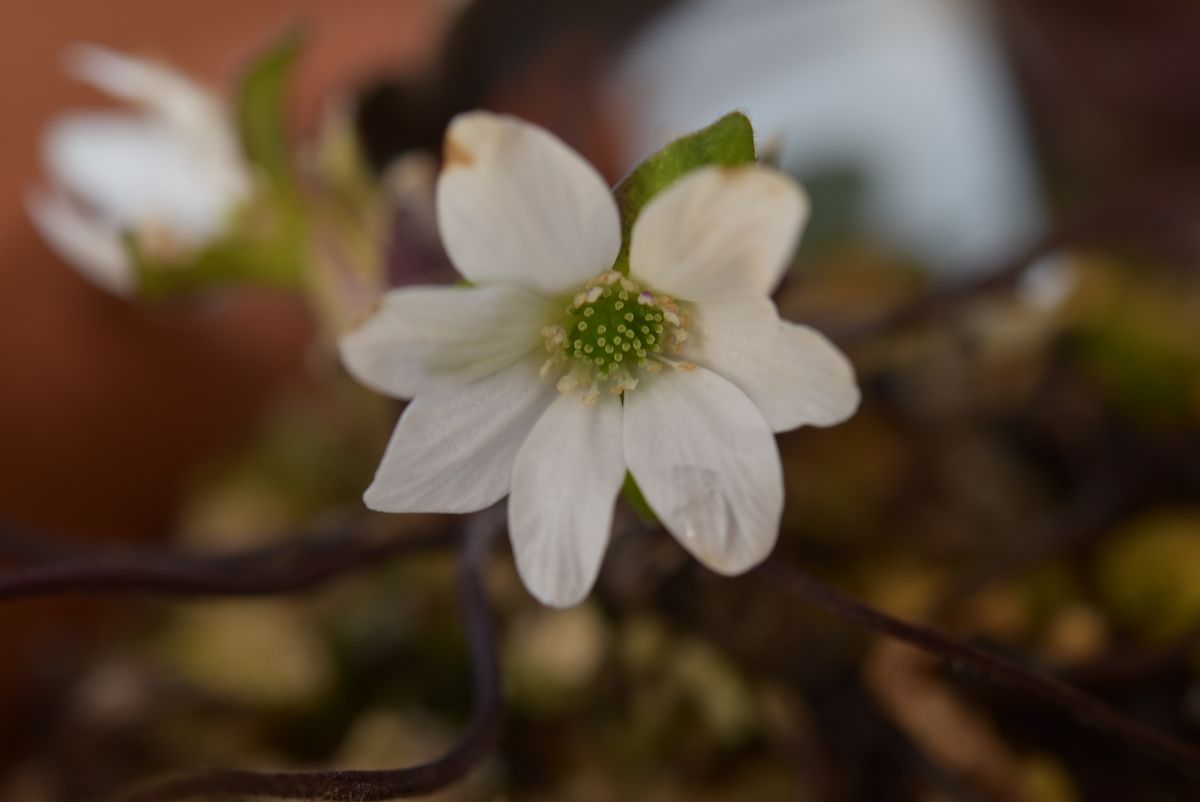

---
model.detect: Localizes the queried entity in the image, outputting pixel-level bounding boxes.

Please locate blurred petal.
[364,358,555,513]
[44,113,246,240]
[436,112,621,294]
[689,298,860,431]
[509,392,625,607]
[624,365,783,574]
[629,165,808,300]
[66,44,231,146]
[25,190,131,295]
[339,284,553,399]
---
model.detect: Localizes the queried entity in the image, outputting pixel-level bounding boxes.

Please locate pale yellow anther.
[541,352,566,378]
[540,325,566,351]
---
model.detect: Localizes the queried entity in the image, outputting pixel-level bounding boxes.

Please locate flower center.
[540,271,687,402]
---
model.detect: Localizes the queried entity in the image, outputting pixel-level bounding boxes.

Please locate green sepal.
[129,200,307,299]
[130,31,310,299]
[621,473,659,526]
[235,28,304,194]
[611,112,756,274]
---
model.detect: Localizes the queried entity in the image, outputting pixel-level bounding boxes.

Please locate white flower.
[341,112,860,607]
[26,45,251,295]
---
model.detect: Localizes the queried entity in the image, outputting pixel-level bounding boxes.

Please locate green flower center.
[540,271,687,401]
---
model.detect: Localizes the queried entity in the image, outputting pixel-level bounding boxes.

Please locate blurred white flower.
[26,45,251,294]
[341,112,859,607]
[615,0,1043,271]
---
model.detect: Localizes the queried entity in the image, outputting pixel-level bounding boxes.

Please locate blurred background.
[2,0,1200,799]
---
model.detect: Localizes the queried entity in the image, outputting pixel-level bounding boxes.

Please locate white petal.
[436,112,621,294]
[339,284,553,399]
[364,358,555,513]
[66,44,233,149]
[629,165,808,301]
[687,298,860,431]
[25,190,132,295]
[623,365,783,574]
[43,113,247,241]
[509,392,625,607]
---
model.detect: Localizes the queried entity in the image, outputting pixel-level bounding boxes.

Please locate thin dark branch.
[0,523,455,601]
[0,520,81,563]
[112,515,503,802]
[761,558,1200,779]
[834,167,1200,344]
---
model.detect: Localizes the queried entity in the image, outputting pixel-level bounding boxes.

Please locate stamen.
[540,351,566,378]
[656,355,696,371]
[582,380,601,405]
[609,367,638,393]
[541,272,688,398]
[556,362,592,393]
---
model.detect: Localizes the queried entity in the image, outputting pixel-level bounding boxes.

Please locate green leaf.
[235,29,304,192]
[612,112,756,273]
[621,473,659,525]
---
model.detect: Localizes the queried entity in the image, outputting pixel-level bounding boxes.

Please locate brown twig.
[761,558,1200,779]
[111,516,503,802]
[0,522,454,601]
[833,166,1200,344]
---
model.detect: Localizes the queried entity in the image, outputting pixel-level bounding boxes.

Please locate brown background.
[0,0,453,741]
[0,0,451,539]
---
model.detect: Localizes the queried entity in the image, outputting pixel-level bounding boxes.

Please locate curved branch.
[0,523,454,601]
[835,167,1200,344]
[761,559,1200,778]
[0,521,77,563]
[114,517,503,802]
